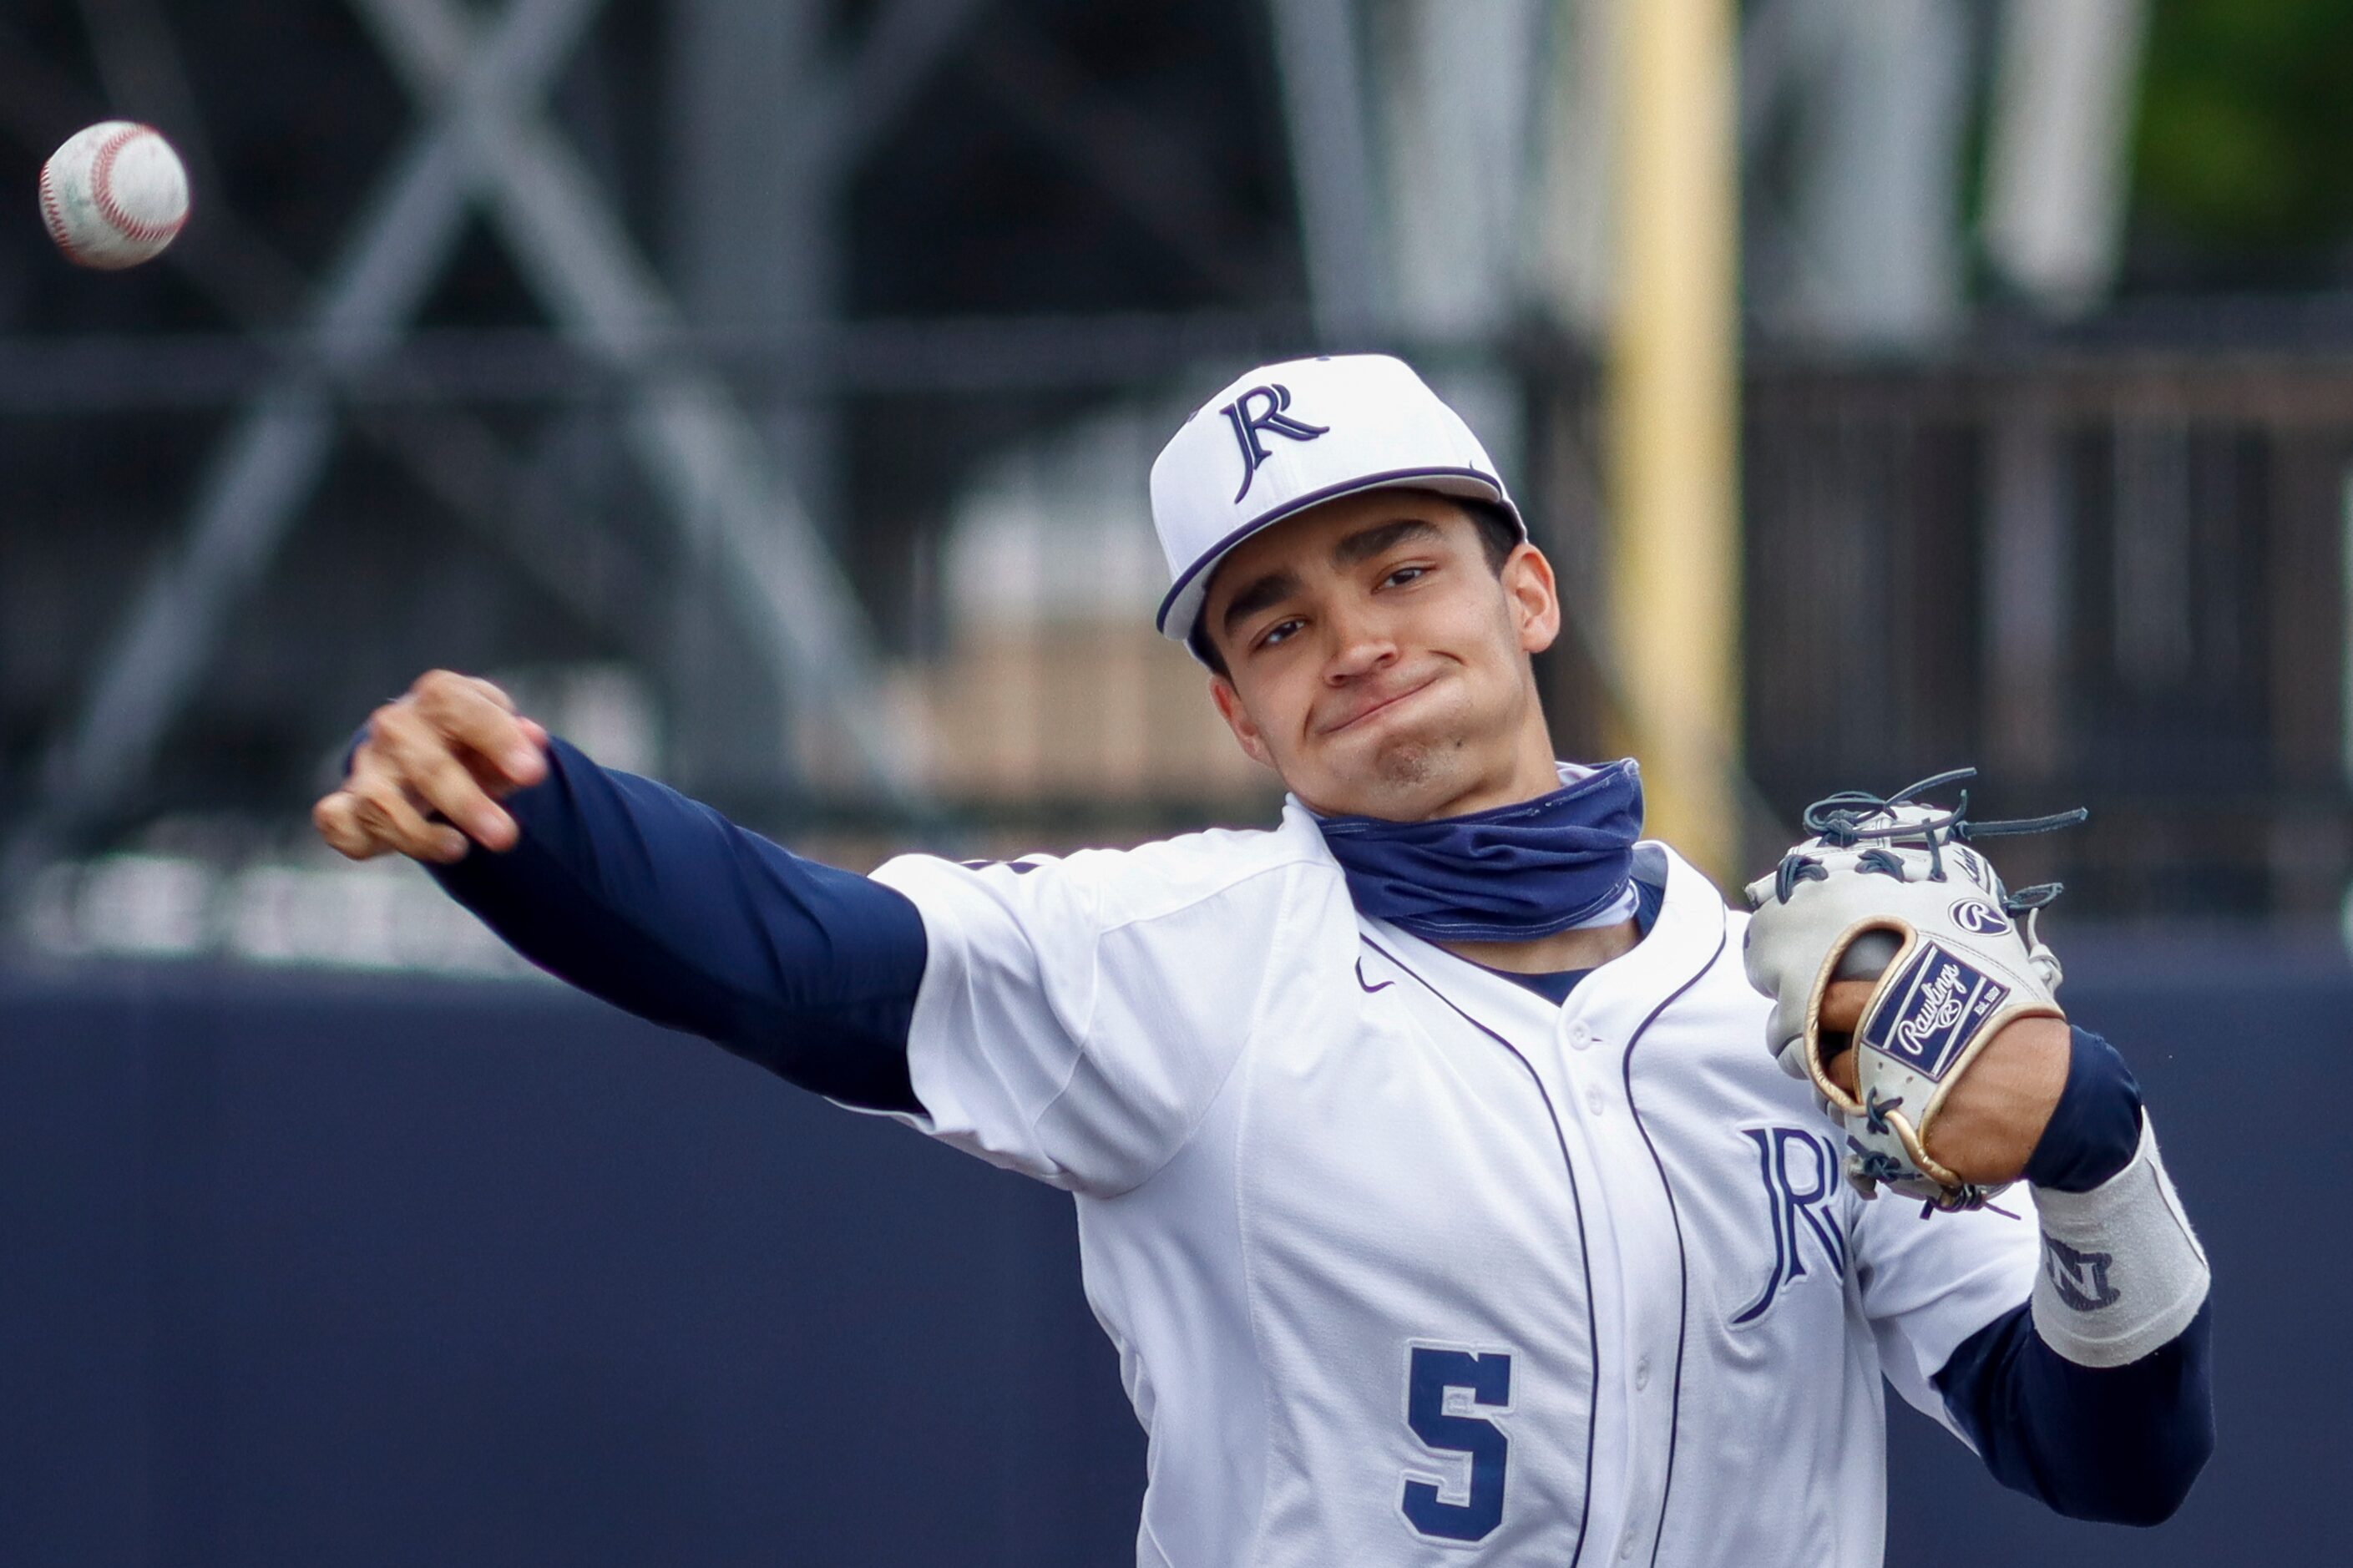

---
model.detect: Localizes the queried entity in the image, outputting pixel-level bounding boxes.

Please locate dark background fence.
[1528,341,2353,923]
[3,938,2338,1565]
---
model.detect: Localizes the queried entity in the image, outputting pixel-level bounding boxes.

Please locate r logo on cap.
[1151,353,1521,645]
[1220,384,1329,503]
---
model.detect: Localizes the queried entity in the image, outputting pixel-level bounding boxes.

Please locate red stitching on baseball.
[38,162,73,252]
[90,124,185,247]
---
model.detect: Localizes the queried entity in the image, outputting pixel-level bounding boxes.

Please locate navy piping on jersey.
[1616,903,1729,1568]
[1361,936,1601,1568]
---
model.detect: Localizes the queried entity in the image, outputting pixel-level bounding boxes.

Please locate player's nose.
[1319,599,1398,684]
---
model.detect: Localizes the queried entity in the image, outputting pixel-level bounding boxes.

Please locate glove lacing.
[1787,766,2088,918]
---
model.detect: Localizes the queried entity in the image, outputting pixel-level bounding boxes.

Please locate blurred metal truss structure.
[8,0,990,878]
[0,0,2343,937]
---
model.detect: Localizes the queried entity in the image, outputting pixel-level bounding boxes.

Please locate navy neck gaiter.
[1311,760,1645,943]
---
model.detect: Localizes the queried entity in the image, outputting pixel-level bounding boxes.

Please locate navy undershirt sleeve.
[1936,1300,2214,1526]
[2025,1027,2146,1193]
[1931,1028,2214,1525]
[420,737,928,1114]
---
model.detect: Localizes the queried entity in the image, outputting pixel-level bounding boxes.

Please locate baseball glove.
[1742,769,2087,1211]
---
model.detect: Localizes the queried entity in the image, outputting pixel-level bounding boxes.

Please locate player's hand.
[311,670,549,864]
[1819,981,2070,1187]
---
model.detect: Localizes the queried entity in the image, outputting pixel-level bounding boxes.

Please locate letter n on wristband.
[2031,1118,2210,1368]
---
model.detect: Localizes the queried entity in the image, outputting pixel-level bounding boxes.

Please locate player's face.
[1201,491,1562,822]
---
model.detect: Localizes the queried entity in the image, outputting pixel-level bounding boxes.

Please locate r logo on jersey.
[1220,383,1328,502]
[1731,1126,1850,1326]
[1860,941,2007,1082]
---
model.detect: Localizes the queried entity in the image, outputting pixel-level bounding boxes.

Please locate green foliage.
[2133,0,2353,250]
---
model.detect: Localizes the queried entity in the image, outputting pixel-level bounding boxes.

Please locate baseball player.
[315,354,2212,1565]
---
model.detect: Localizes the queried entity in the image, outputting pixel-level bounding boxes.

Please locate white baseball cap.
[1150,353,1524,653]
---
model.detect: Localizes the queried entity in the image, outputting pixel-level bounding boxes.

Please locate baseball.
[39,121,190,270]
[1831,927,1903,982]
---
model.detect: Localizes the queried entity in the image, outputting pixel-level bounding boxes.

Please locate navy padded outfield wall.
[0,936,2338,1565]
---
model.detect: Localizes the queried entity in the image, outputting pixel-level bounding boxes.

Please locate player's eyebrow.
[1220,568,1304,640]
[1331,517,1440,568]
[1219,518,1445,641]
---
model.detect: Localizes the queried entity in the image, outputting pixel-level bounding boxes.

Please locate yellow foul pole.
[1608,0,1742,884]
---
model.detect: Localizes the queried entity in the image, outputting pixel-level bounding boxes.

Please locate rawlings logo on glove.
[1871,943,2006,1078]
[1742,769,2087,1212]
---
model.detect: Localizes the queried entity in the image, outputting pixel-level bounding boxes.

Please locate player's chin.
[1313,707,1470,797]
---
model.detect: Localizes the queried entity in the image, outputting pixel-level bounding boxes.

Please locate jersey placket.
[1556,985,1689,1568]
[1571,859,1733,1568]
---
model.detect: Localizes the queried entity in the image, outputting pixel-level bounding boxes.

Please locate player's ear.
[1500,543,1561,655]
[1208,673,1277,771]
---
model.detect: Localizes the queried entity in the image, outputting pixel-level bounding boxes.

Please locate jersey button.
[1584,1084,1606,1117]
[1618,1528,1639,1560]
[1566,1019,1593,1050]
[1634,1355,1652,1391]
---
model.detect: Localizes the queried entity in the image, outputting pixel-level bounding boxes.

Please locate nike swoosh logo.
[1356,958,1394,994]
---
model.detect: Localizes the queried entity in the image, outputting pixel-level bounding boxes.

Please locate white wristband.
[2031,1115,2209,1368]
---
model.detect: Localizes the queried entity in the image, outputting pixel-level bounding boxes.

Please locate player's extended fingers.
[337,751,470,863]
[1819,978,1873,1034]
[312,789,392,860]
[367,703,519,850]
[1815,979,1871,1100]
[407,670,547,789]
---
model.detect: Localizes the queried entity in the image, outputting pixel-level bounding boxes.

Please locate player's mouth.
[1319,674,1440,736]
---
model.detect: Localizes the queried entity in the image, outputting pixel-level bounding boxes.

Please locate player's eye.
[1382,564,1429,589]
[1256,618,1304,650]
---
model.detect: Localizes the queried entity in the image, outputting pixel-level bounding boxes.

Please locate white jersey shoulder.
[870,806,1344,1193]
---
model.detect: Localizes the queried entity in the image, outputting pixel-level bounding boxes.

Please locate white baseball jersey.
[868,801,2041,1567]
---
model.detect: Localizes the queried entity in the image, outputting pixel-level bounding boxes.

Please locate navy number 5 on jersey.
[1401,1346,1513,1542]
